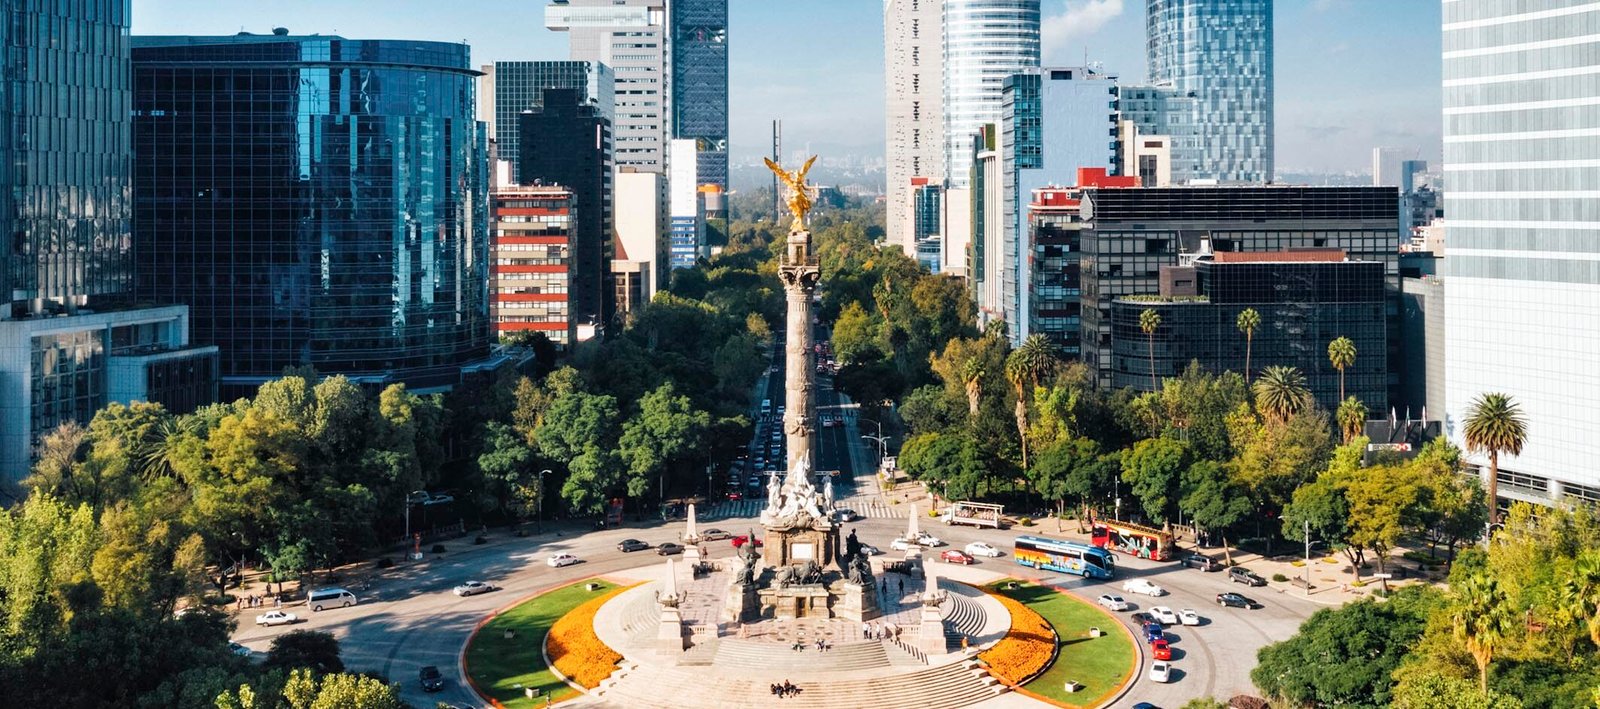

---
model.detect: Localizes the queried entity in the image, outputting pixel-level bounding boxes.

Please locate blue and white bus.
[1014,535,1116,580]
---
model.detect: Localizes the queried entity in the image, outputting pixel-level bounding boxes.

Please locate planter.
[505,629,515,639]
[1089,627,1102,638]
[1064,681,1083,692]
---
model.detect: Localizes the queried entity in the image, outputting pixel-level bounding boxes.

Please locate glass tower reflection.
[1146,0,1274,183]
[132,34,491,394]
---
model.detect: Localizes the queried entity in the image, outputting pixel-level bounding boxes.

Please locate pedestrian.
[898,578,904,594]
[862,622,870,639]
[275,595,281,609]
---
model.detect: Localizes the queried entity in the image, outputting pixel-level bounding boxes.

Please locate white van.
[307,588,358,612]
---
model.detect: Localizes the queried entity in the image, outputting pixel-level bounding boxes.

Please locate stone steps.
[711,638,890,672]
[594,658,1004,709]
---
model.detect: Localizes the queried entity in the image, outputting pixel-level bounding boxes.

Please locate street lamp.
[404,489,427,542]
[537,469,552,534]
[859,416,889,465]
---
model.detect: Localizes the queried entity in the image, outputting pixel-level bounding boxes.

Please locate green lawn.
[988,581,1135,708]
[464,579,619,708]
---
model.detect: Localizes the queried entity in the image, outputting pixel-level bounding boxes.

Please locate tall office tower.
[547,0,669,173]
[132,33,491,399]
[999,67,1119,345]
[480,61,614,167]
[671,0,728,192]
[1146,0,1273,183]
[668,139,705,269]
[1,1,216,481]
[614,169,665,308]
[491,185,577,347]
[519,89,615,339]
[1114,84,1197,180]
[944,0,1040,191]
[1372,146,1412,186]
[885,0,947,256]
[1443,1,1600,509]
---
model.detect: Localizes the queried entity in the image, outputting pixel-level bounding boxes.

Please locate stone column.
[779,228,820,473]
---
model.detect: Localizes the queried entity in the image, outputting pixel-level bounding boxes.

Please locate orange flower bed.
[546,586,627,688]
[979,592,1058,684]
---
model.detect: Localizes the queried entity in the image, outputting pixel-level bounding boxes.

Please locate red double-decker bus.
[1091,519,1177,561]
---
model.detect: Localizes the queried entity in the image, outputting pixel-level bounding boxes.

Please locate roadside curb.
[458,575,624,709]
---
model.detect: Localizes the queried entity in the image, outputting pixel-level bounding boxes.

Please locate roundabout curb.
[458,575,625,708]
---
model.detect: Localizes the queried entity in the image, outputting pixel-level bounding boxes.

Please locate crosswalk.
[700,495,910,522]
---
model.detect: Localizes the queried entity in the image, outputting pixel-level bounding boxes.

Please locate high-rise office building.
[885,0,947,256]
[1442,0,1600,508]
[614,169,665,308]
[671,0,728,192]
[1,1,216,481]
[519,89,615,339]
[944,0,1041,191]
[1145,0,1273,183]
[668,139,704,269]
[479,61,614,167]
[547,0,669,173]
[491,185,576,346]
[132,33,491,398]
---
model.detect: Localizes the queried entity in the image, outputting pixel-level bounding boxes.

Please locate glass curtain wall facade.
[3,0,134,311]
[487,61,613,168]
[671,0,728,192]
[1145,0,1273,183]
[944,0,1040,190]
[1442,1,1600,506]
[132,35,491,396]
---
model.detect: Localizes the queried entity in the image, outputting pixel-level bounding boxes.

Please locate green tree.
[832,301,879,364]
[1336,396,1368,444]
[1462,392,1528,526]
[477,421,539,520]
[1236,307,1261,383]
[1252,589,1440,707]
[1391,672,1524,709]
[1181,461,1252,566]
[1028,436,1111,532]
[1252,365,1311,424]
[265,630,344,675]
[1139,308,1162,391]
[1120,438,1190,526]
[618,382,711,499]
[1327,336,1357,402]
[960,356,984,417]
[1452,571,1515,695]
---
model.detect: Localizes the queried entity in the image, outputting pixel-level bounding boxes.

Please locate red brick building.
[491,185,575,347]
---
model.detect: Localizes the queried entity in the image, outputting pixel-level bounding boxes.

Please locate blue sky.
[130,0,1442,174]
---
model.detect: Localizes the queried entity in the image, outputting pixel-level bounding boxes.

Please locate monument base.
[722,581,760,624]
[830,581,881,623]
[657,606,690,654]
[916,603,947,655]
[759,585,834,620]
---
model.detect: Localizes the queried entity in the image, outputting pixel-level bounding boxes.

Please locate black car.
[419,665,444,692]
[1217,592,1260,609]
[658,542,685,556]
[1181,553,1222,572]
[617,539,651,553]
[1229,567,1267,586]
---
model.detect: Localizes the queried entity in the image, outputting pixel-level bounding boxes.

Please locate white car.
[1149,606,1178,625]
[1121,579,1166,597]
[890,537,912,551]
[254,610,298,626]
[547,553,581,568]
[1149,660,1172,683]
[453,581,497,597]
[964,541,1003,558]
[915,533,945,547]
[1179,608,1201,626]
[1097,594,1130,611]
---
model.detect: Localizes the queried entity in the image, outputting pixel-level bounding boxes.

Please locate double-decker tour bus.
[1090,519,1177,561]
[1013,535,1116,579]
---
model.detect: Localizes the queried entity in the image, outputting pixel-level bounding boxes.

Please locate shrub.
[979,593,1056,684]
[431,544,447,554]
[1271,573,1288,582]
[376,558,394,569]
[1019,517,1033,527]
[1289,560,1305,567]
[547,586,628,688]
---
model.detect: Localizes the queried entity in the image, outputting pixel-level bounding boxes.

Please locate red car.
[726,491,743,501]
[940,550,974,565]
[1151,638,1172,661]
[732,535,764,549]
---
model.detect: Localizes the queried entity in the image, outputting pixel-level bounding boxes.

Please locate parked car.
[964,541,1004,558]
[547,553,581,567]
[701,528,731,541]
[1148,660,1172,683]
[452,581,497,597]
[1122,579,1167,597]
[1181,553,1222,572]
[1148,606,1178,625]
[254,610,298,626]
[1229,567,1267,587]
[419,665,444,692]
[658,542,685,556]
[1178,608,1201,626]
[228,642,253,657]
[1142,621,1165,644]
[618,539,651,553]
[1216,592,1260,609]
[940,549,974,565]
[915,532,945,547]
[1097,594,1130,611]
[732,535,763,548]
[1151,638,1173,661]
[889,537,912,551]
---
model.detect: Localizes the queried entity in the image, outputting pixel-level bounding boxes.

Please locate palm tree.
[1451,571,1513,696]
[1327,336,1357,402]
[960,357,984,416]
[1139,308,1162,391]
[1005,355,1031,469]
[1236,308,1260,383]
[1336,396,1368,444]
[1004,335,1060,470]
[1558,549,1600,652]
[1252,365,1311,424]
[1462,392,1528,526]
[1013,334,1059,390]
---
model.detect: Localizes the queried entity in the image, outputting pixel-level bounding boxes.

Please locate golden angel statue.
[765,155,818,232]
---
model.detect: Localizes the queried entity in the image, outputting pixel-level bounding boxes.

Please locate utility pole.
[772,119,783,216]
[537,469,552,534]
[1304,519,1312,597]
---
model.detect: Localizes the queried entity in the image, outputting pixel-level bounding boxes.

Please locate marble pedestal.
[657,606,690,654]
[915,602,947,655]
[830,581,881,622]
[722,581,760,623]
[759,585,833,620]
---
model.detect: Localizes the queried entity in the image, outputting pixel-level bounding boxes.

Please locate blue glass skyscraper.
[671,0,728,192]
[944,0,1041,189]
[1145,0,1273,183]
[132,33,492,396]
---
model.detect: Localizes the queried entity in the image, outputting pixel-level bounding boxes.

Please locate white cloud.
[1042,0,1126,54]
